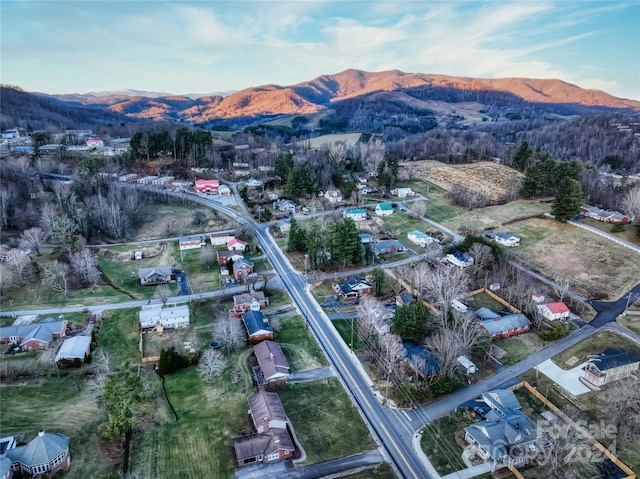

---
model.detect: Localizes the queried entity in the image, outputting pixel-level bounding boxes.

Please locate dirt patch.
[402,160,523,201]
[98,244,165,262]
[98,437,124,464]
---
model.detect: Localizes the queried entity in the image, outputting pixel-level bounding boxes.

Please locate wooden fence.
[509,381,636,479]
[469,287,521,313]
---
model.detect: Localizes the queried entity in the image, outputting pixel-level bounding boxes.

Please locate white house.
[390,187,415,198]
[446,250,473,268]
[407,230,433,247]
[139,305,190,330]
[210,232,235,245]
[324,190,343,204]
[227,238,248,251]
[218,184,232,196]
[494,233,521,247]
[343,208,367,221]
[274,199,296,213]
[537,301,570,321]
[179,234,207,251]
[375,203,393,216]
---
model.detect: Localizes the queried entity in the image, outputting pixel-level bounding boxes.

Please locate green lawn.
[420,412,468,475]
[617,315,640,336]
[553,330,640,370]
[442,200,550,232]
[96,308,140,367]
[493,335,538,366]
[278,379,376,463]
[277,315,328,371]
[580,218,640,246]
[0,376,116,479]
[407,180,463,223]
[353,462,396,478]
[332,318,364,352]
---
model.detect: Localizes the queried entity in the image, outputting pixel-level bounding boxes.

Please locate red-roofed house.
[537,301,570,321]
[194,179,219,194]
[227,238,248,251]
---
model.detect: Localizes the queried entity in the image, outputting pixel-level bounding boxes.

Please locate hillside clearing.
[402,160,523,202]
[506,217,640,299]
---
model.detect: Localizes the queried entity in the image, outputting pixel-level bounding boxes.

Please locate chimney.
[515,422,520,430]
[38,430,45,437]
[270,352,274,361]
[274,435,280,444]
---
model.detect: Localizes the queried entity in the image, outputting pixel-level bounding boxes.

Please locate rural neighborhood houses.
[582,348,640,387]
[580,206,633,224]
[210,231,236,245]
[274,219,291,233]
[230,292,269,317]
[464,389,539,470]
[407,230,433,247]
[242,311,274,341]
[488,232,521,247]
[343,208,367,221]
[138,266,173,286]
[0,319,67,351]
[446,251,473,268]
[253,340,291,388]
[54,335,92,363]
[390,187,415,198]
[333,276,373,301]
[375,203,393,216]
[476,310,531,339]
[179,234,207,251]
[227,238,248,251]
[537,302,570,321]
[0,430,71,477]
[232,391,295,467]
[139,304,190,330]
[403,342,440,379]
[194,179,220,193]
[324,189,343,204]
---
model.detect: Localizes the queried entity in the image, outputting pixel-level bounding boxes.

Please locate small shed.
[457,355,477,375]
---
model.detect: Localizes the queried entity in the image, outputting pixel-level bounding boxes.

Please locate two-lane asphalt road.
[253,223,432,478]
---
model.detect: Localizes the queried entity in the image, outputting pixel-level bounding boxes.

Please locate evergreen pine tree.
[551,177,583,221]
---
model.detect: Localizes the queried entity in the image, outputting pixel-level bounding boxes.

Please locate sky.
[1,1,639,100]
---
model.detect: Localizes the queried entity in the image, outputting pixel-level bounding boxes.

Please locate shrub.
[538,323,569,341]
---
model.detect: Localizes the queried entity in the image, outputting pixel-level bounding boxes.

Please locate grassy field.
[442,200,550,232]
[553,330,640,370]
[494,333,544,366]
[278,315,328,371]
[420,412,468,475]
[504,217,640,299]
[617,315,640,336]
[580,218,640,246]
[97,308,141,367]
[0,376,116,478]
[303,132,363,149]
[332,318,365,352]
[278,379,376,463]
[406,180,463,224]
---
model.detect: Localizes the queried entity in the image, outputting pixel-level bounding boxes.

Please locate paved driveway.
[536,358,592,396]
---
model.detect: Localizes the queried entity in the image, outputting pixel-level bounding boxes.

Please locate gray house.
[138,266,173,286]
[464,389,539,471]
[582,348,640,387]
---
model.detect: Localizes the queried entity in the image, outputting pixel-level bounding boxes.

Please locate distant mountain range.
[3,69,639,129]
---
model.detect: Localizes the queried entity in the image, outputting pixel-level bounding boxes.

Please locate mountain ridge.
[9,69,640,125]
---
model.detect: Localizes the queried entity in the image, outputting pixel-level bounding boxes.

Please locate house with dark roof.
[4,430,71,477]
[464,389,539,470]
[230,292,269,317]
[580,206,632,224]
[494,233,521,247]
[582,348,640,387]
[358,233,373,244]
[372,240,404,258]
[395,293,415,307]
[242,311,274,341]
[216,250,244,266]
[178,234,206,251]
[446,250,473,268]
[138,266,173,286]
[403,342,439,379]
[274,219,291,233]
[0,319,67,351]
[234,257,255,282]
[253,340,291,388]
[233,391,295,467]
[477,313,531,339]
[332,276,373,301]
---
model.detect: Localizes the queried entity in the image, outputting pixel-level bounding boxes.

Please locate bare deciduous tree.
[427,328,461,378]
[70,248,100,287]
[20,227,47,256]
[0,264,16,294]
[39,338,62,379]
[621,186,640,220]
[155,284,171,306]
[552,275,572,302]
[356,296,386,339]
[197,349,226,382]
[367,139,386,175]
[199,247,215,268]
[93,350,113,391]
[468,242,494,285]
[7,251,34,286]
[422,266,469,324]
[213,317,245,354]
[409,201,427,219]
[42,260,71,299]
[376,333,405,378]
